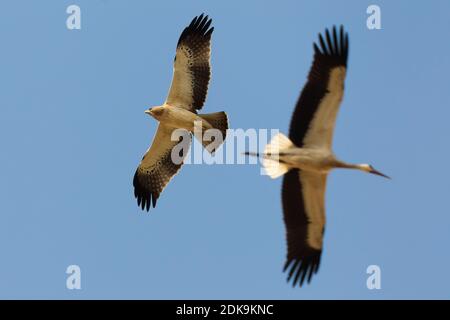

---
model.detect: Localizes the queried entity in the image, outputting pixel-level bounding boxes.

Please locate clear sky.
[0,0,449,299]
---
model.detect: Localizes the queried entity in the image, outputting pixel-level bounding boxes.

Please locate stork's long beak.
[370,168,391,179]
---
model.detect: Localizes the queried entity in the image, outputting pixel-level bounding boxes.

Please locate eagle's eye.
[151,108,164,116]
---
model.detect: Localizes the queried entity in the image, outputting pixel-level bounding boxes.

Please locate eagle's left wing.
[133,125,191,211]
[165,14,213,111]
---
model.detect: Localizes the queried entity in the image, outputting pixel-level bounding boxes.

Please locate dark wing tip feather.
[283,251,321,287]
[133,169,158,212]
[318,33,327,55]
[313,43,320,54]
[325,28,334,55]
[314,25,349,67]
[177,13,214,47]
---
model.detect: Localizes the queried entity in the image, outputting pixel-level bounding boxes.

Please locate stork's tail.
[244,133,294,179]
[198,111,228,153]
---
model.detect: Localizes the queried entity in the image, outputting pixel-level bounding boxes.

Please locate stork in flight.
[133,14,228,211]
[245,26,389,287]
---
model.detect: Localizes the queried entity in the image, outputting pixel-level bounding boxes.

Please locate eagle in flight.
[133,14,228,212]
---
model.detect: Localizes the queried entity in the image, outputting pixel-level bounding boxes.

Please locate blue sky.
[0,0,449,299]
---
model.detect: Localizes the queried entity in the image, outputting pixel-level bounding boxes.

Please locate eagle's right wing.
[133,125,191,211]
[165,14,213,111]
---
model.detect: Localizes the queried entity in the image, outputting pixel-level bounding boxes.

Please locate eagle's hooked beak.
[144,109,153,116]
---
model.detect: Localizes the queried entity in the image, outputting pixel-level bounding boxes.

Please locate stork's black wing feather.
[282,169,325,287]
[288,26,349,147]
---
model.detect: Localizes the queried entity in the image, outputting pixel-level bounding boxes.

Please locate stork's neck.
[333,160,370,172]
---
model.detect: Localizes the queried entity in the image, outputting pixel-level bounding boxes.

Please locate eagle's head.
[145,106,165,120]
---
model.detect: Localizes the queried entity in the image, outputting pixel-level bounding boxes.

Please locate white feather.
[262,133,293,179]
[264,133,293,155]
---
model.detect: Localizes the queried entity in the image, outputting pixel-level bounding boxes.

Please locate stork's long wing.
[289,26,349,150]
[133,125,191,211]
[282,169,327,287]
[165,14,213,111]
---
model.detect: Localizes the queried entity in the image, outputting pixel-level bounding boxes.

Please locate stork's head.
[145,106,165,120]
[360,164,391,179]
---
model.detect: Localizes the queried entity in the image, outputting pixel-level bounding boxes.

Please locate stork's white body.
[277,148,336,173]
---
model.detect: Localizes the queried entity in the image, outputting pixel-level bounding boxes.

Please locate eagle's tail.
[198,111,228,153]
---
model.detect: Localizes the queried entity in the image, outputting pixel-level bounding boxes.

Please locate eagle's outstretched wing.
[165,14,214,111]
[133,125,191,211]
